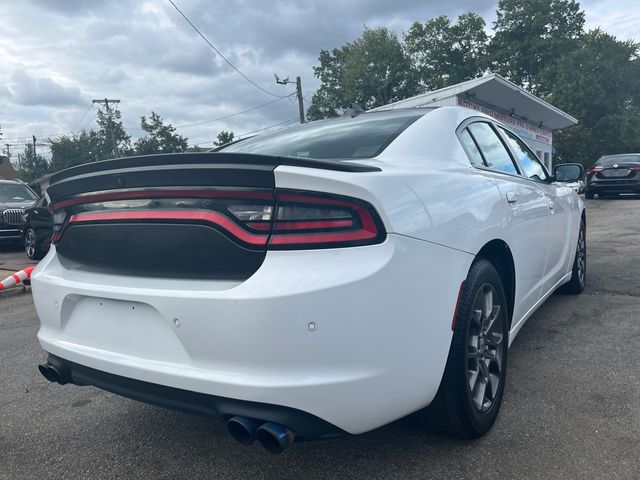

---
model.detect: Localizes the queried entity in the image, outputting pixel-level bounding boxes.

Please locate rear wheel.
[422,259,508,438]
[557,220,586,295]
[585,189,594,200]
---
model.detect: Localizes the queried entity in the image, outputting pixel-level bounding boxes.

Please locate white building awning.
[373,73,578,131]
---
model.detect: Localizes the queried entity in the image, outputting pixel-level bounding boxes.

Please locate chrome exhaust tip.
[256,422,295,454]
[227,416,260,445]
[37,362,69,385]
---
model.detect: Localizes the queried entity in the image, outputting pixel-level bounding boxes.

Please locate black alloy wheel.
[421,259,508,438]
[558,220,586,295]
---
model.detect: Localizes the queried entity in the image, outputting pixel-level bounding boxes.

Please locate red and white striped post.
[0,266,35,291]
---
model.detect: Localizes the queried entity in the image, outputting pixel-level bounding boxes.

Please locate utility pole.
[25,136,48,177]
[274,74,305,123]
[92,98,121,156]
[295,77,304,125]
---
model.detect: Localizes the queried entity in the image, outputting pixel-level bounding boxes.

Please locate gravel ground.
[1,197,639,480]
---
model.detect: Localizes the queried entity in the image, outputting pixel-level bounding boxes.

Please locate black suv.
[0,179,38,245]
[585,154,640,199]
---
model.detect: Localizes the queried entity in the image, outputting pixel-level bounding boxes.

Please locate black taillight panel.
[52,188,386,249]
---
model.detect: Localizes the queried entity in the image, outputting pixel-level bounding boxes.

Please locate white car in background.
[32,106,586,454]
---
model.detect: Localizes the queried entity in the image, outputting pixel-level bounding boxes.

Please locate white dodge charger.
[32,106,586,453]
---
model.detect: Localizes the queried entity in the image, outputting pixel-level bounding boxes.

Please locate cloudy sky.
[1,0,638,156]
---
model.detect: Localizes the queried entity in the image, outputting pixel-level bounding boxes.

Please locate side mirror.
[554,163,584,183]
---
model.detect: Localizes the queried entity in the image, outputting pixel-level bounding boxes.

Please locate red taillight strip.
[246,220,355,232]
[66,210,269,245]
[273,219,354,231]
[52,189,273,210]
[269,228,377,245]
[245,222,271,231]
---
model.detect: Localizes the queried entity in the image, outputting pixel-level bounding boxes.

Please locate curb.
[0,285,29,299]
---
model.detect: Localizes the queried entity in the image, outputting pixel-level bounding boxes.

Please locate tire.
[585,190,594,200]
[24,228,46,260]
[557,219,586,295]
[422,259,508,438]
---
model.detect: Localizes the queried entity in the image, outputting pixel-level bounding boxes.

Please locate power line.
[174,95,294,128]
[1,103,98,141]
[123,96,295,132]
[193,117,298,146]
[70,104,95,133]
[238,118,298,138]
[167,0,288,99]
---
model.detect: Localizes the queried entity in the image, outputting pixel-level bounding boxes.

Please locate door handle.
[506,191,518,203]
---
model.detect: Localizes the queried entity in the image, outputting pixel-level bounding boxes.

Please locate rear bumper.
[32,235,473,434]
[45,353,345,440]
[587,182,640,194]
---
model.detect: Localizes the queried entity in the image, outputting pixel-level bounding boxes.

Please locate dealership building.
[374,73,578,171]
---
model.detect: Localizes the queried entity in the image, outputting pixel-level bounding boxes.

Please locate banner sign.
[457,97,552,145]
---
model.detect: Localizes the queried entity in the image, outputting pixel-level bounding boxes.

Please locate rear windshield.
[596,155,640,166]
[221,110,425,160]
[0,183,38,203]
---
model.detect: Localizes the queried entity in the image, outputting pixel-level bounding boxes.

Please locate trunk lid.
[47,152,380,280]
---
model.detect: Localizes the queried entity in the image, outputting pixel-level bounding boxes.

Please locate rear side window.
[499,127,548,181]
[597,155,640,166]
[467,123,519,175]
[460,129,485,167]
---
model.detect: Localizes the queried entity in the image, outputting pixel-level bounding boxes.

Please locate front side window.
[467,123,519,175]
[500,127,548,181]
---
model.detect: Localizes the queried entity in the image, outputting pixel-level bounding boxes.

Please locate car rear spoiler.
[46,152,380,204]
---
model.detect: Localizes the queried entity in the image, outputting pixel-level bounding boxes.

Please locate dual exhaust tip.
[38,362,296,454]
[38,362,295,454]
[226,416,295,454]
[38,362,70,385]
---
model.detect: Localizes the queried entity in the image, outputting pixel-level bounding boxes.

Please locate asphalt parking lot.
[1,198,639,480]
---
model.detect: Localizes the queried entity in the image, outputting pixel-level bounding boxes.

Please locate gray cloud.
[5,69,86,107]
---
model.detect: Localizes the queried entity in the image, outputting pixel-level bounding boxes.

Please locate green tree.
[214,130,235,147]
[307,27,417,120]
[96,107,131,158]
[404,13,489,90]
[49,106,136,173]
[540,29,640,164]
[16,144,49,182]
[49,130,102,172]
[134,112,188,155]
[490,0,585,90]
